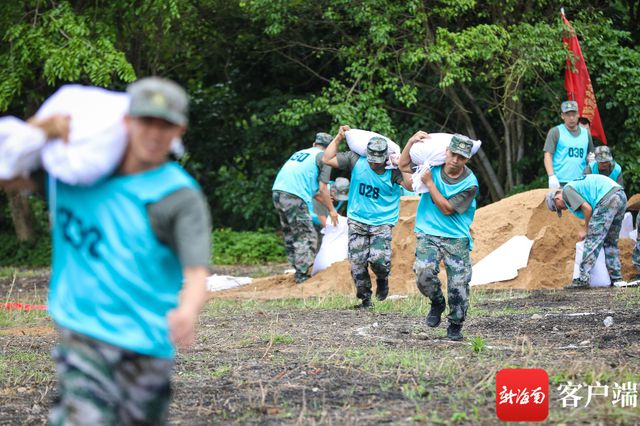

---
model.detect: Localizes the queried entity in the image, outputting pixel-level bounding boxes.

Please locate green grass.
[0,309,50,328]
[260,333,294,345]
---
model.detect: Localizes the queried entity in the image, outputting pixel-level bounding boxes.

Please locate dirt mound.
[216,189,637,299]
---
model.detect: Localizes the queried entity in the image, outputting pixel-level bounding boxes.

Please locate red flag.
[561,10,607,144]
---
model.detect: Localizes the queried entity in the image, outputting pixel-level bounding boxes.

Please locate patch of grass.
[0,309,50,328]
[471,336,487,354]
[209,364,232,378]
[261,332,294,345]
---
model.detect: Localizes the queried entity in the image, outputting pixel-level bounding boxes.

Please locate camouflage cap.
[332,177,350,201]
[561,100,579,113]
[545,190,562,218]
[594,146,613,163]
[448,134,474,159]
[366,137,388,163]
[127,77,188,125]
[314,132,332,146]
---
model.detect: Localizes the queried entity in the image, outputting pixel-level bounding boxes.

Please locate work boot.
[375,278,389,301]
[355,297,372,310]
[564,278,589,290]
[447,323,463,341]
[294,272,310,284]
[426,302,446,328]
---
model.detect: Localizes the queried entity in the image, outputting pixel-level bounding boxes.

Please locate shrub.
[213,229,285,265]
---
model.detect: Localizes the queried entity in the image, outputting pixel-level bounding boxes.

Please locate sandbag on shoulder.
[409,133,481,193]
[0,116,47,179]
[344,129,401,169]
[37,85,130,185]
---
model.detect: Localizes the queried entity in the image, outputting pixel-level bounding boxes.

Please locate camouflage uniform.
[578,190,627,283]
[348,219,392,301]
[49,328,172,426]
[414,233,471,325]
[272,191,317,279]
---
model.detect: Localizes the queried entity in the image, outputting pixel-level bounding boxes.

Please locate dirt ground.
[1,270,639,425]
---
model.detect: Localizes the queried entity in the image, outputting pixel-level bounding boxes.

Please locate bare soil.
[1,271,639,425]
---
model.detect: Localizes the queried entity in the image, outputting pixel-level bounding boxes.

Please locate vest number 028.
[358,183,380,199]
[290,152,310,162]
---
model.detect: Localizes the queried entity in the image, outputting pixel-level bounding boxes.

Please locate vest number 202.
[358,183,380,199]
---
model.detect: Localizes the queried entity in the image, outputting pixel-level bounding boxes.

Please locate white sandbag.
[572,241,610,287]
[409,133,481,194]
[206,274,252,292]
[37,85,130,185]
[312,215,348,275]
[619,212,634,239]
[0,117,46,179]
[344,129,401,169]
[470,236,534,286]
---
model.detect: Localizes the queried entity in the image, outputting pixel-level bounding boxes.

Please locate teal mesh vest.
[48,162,198,358]
[415,166,478,250]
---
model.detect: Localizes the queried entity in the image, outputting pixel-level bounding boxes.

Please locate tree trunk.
[7,191,37,242]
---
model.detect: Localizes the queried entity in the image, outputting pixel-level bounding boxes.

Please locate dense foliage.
[2,1,640,239]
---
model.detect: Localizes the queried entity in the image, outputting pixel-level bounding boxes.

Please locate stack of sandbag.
[0,85,130,185]
[344,129,401,169]
[409,133,481,193]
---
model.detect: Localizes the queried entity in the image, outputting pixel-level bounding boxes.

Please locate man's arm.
[323,125,350,168]
[314,181,338,226]
[422,168,456,215]
[578,202,593,240]
[167,266,208,349]
[398,131,429,174]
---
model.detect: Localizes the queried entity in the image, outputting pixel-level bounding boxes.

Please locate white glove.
[548,174,560,189]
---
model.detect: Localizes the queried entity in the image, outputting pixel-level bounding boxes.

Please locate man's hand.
[421,165,433,186]
[337,125,350,141]
[578,229,587,241]
[548,175,560,189]
[167,306,199,349]
[408,130,430,144]
[28,114,71,143]
[329,209,339,227]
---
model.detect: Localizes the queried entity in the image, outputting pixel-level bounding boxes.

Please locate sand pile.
[216,189,637,299]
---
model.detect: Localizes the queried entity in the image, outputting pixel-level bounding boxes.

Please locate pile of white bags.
[0,85,129,185]
[312,215,349,275]
[409,133,481,194]
[344,129,401,169]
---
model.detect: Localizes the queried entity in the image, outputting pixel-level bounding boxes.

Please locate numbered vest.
[48,162,198,359]
[564,174,621,220]
[272,147,322,204]
[589,160,622,183]
[553,125,589,183]
[347,157,402,226]
[415,166,478,250]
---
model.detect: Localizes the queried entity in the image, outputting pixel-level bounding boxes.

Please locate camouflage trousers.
[579,190,626,283]
[348,219,393,301]
[272,191,317,277]
[49,327,172,426]
[414,233,471,325]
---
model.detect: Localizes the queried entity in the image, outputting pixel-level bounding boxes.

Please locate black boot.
[355,296,372,310]
[375,278,389,301]
[426,302,445,328]
[447,322,463,341]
